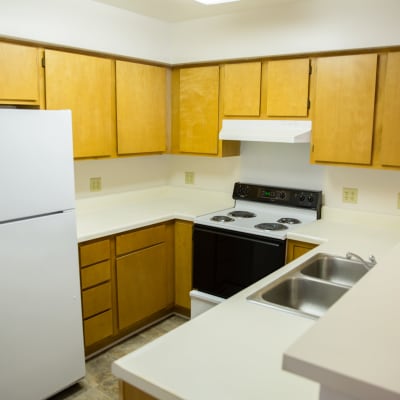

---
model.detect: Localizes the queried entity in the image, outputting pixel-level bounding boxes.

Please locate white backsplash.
[239,142,324,190]
[74,153,241,198]
[239,142,400,216]
[167,154,241,193]
[74,156,169,199]
[74,146,400,216]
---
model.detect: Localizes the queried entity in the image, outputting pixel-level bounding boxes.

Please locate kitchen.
[1,0,400,399]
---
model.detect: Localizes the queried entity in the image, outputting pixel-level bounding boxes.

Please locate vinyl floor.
[50,315,187,400]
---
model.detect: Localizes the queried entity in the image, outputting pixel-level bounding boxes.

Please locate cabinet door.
[223,62,261,116]
[380,52,400,167]
[117,243,168,330]
[174,220,193,312]
[312,54,377,165]
[0,42,41,105]
[179,66,220,154]
[116,61,167,154]
[44,50,115,159]
[265,58,310,117]
[286,240,317,263]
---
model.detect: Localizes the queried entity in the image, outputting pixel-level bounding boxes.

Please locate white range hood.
[219,119,312,143]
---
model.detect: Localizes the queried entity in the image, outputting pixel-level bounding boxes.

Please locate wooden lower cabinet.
[79,238,115,353]
[286,239,318,263]
[84,310,114,348]
[79,222,175,355]
[174,220,193,315]
[116,243,169,330]
[121,382,157,400]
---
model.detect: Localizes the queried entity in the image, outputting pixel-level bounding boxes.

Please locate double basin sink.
[247,253,370,319]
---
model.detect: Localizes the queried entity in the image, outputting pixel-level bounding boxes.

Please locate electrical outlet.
[89,177,102,192]
[342,187,358,204]
[184,171,195,185]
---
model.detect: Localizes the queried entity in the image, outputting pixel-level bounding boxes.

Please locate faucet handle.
[369,255,377,266]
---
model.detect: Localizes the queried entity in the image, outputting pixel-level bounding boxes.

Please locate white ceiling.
[92,0,303,22]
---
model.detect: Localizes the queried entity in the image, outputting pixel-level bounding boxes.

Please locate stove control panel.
[233,182,323,218]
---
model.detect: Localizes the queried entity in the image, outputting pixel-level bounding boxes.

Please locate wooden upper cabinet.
[44,50,115,159]
[0,42,42,106]
[380,52,400,167]
[264,58,310,117]
[312,54,378,165]
[116,61,167,155]
[178,65,220,154]
[223,62,261,116]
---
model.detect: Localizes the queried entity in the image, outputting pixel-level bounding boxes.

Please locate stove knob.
[307,195,314,203]
[237,184,249,197]
[299,194,306,202]
[279,191,286,199]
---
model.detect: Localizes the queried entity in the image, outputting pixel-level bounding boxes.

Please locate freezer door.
[0,210,85,400]
[0,109,75,222]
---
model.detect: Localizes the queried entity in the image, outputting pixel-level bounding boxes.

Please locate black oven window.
[193,225,286,298]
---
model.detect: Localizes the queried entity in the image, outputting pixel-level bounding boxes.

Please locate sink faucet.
[346,252,377,270]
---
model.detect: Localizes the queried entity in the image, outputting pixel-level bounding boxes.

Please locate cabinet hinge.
[41,56,45,68]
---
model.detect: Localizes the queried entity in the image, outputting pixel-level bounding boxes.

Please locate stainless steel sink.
[300,253,368,286]
[248,277,348,319]
[247,252,370,319]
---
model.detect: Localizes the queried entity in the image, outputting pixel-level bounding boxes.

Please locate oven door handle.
[194,226,284,247]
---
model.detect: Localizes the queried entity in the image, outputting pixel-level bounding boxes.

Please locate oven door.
[193,224,286,299]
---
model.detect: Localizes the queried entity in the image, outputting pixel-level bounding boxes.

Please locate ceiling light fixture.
[194,0,240,5]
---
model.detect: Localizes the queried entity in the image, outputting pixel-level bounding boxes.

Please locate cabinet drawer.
[83,310,113,347]
[116,224,166,256]
[81,260,111,289]
[82,282,112,319]
[80,239,110,267]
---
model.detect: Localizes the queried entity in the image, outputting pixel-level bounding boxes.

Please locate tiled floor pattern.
[50,315,187,400]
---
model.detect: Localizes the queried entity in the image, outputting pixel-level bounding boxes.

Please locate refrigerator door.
[0,109,75,222]
[0,210,85,400]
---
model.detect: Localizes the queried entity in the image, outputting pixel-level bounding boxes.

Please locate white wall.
[239,143,400,216]
[171,0,400,63]
[323,166,400,216]
[167,154,241,193]
[2,0,400,64]
[239,142,324,191]
[74,156,169,198]
[74,154,241,198]
[0,0,172,63]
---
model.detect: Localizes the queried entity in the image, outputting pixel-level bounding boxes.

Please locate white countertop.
[78,189,400,400]
[75,186,234,242]
[112,261,320,400]
[282,210,400,400]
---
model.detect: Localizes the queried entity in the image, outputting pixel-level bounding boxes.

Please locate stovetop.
[194,182,323,240]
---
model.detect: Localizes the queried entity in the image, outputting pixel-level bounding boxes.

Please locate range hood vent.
[219,119,312,143]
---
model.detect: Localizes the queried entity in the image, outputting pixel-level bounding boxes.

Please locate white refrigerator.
[0,109,85,399]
